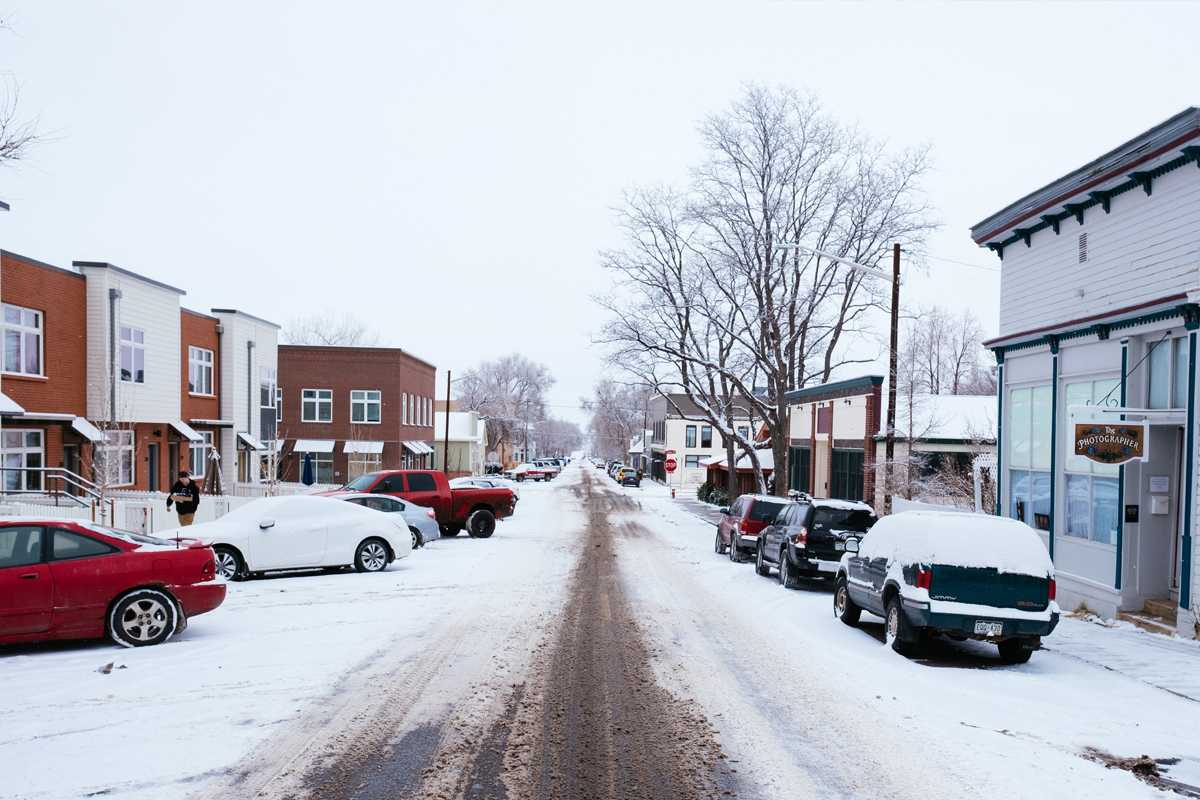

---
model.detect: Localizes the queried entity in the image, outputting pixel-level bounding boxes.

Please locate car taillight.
[916,567,932,591]
[1048,578,1056,601]
[201,559,215,580]
[790,527,808,547]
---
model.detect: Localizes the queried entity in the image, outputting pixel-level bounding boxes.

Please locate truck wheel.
[997,639,1034,664]
[834,578,861,626]
[778,547,800,589]
[467,508,496,538]
[713,530,727,555]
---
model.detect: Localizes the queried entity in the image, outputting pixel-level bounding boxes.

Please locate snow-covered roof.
[881,394,995,442]
[703,448,774,472]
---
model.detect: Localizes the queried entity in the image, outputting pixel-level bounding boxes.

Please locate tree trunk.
[772,422,789,498]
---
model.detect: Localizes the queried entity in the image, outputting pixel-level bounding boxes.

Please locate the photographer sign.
[1073,422,1147,466]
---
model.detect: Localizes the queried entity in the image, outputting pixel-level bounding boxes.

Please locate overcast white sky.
[1,2,1197,425]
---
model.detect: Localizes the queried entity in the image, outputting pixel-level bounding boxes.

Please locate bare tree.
[0,14,42,168]
[583,379,652,462]
[282,311,382,346]
[455,354,554,465]
[906,305,992,396]
[536,417,583,457]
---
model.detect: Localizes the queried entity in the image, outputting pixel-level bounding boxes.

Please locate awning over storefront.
[237,431,266,451]
[168,419,203,443]
[344,440,385,454]
[71,417,104,443]
[191,418,235,428]
[0,392,26,416]
[293,438,335,453]
[403,440,434,455]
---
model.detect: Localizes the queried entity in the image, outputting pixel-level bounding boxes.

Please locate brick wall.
[181,310,221,423]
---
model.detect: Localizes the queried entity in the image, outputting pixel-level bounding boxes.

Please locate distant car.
[331,492,441,548]
[450,476,521,501]
[0,519,225,648]
[533,460,561,478]
[834,511,1060,663]
[715,494,789,563]
[755,497,877,587]
[183,495,412,581]
[615,467,641,487]
[505,463,553,482]
[337,469,515,538]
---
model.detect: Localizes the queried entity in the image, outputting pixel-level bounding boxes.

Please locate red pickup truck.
[333,470,515,538]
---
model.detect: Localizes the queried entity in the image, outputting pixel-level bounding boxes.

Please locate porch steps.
[1119,599,1178,636]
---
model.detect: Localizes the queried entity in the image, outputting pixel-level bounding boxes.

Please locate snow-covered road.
[3,463,1198,799]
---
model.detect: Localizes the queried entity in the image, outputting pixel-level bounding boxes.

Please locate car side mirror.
[259,519,276,530]
[844,539,859,553]
[719,507,730,515]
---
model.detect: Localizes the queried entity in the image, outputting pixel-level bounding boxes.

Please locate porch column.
[1116,338,1128,590]
[994,349,1005,516]
[1181,322,1197,613]
[1048,336,1060,560]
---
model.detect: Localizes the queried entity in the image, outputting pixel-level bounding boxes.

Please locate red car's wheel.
[109,588,179,648]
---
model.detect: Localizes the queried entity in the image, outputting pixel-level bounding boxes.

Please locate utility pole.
[442,370,451,474]
[883,242,901,515]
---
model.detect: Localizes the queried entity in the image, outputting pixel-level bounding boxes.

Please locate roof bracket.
[1128,171,1153,197]
[1041,214,1061,235]
[1088,190,1111,214]
[1064,202,1086,225]
[1093,323,1111,341]
[1014,227,1032,247]
[1183,145,1200,166]
[986,242,1005,260]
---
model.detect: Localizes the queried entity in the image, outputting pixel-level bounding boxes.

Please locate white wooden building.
[973,107,1200,637]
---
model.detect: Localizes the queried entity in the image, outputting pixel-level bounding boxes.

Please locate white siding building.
[973,107,1200,637]
[647,394,754,490]
[212,309,280,488]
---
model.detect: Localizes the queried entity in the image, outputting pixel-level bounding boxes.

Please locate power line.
[922,253,1001,272]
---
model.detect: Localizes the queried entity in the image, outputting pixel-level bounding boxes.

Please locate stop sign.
[665,457,678,473]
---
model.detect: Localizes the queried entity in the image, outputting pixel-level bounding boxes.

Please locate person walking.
[167,470,201,526]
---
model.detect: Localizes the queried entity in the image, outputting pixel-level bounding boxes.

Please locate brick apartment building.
[276,345,437,484]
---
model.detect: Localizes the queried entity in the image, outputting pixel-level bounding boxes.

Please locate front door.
[147,444,160,492]
[0,526,51,636]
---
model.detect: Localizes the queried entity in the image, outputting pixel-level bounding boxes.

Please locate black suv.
[755,495,877,588]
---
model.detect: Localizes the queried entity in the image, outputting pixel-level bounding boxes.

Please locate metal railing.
[0,466,109,517]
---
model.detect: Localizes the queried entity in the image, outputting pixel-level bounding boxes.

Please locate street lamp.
[775,241,902,513]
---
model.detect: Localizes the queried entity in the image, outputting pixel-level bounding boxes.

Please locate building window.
[2,304,42,376]
[700,425,713,448]
[401,393,408,425]
[736,425,750,441]
[119,326,145,383]
[684,454,701,468]
[276,387,283,422]
[685,425,697,448]
[351,390,382,424]
[296,451,334,484]
[301,388,332,422]
[189,430,213,478]
[97,429,134,487]
[1,429,43,491]
[348,452,381,480]
[1063,379,1120,545]
[1147,335,1190,410]
[1008,385,1051,530]
[188,346,214,395]
[260,367,277,410]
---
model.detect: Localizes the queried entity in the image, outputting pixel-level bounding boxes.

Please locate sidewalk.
[1044,615,1200,703]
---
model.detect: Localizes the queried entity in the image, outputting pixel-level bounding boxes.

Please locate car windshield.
[812,507,876,534]
[343,473,380,491]
[748,500,786,522]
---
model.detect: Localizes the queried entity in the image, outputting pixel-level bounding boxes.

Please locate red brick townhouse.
[276,345,437,484]
[0,251,100,491]
[179,308,224,489]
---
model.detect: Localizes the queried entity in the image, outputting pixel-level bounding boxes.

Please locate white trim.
[70,417,103,443]
[1,302,43,377]
[301,388,332,423]
[187,345,214,396]
[237,431,266,451]
[350,389,382,425]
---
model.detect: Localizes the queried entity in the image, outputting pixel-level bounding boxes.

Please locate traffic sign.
[665,457,678,473]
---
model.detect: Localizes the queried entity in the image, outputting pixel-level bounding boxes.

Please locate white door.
[251,516,329,570]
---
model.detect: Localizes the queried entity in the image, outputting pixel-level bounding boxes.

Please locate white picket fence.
[230,481,340,498]
[0,492,259,534]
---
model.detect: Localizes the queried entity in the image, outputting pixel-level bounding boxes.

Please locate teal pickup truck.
[833,511,1059,664]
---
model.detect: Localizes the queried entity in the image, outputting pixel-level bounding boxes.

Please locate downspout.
[246,340,255,434]
[108,288,121,425]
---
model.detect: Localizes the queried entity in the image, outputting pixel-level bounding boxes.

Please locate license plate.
[974,621,1004,637]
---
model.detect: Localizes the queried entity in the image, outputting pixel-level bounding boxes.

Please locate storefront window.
[1065,474,1118,545]
[1008,384,1052,531]
[1148,336,1189,410]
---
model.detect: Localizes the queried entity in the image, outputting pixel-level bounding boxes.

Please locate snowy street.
[3,463,1199,799]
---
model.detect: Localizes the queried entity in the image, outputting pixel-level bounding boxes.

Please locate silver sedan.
[335,492,441,548]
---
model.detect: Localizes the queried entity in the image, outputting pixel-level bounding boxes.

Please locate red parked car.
[333,470,516,538]
[714,494,789,563]
[0,519,225,648]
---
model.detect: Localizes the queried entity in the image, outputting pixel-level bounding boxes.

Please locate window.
[700,425,713,448]
[685,425,697,448]
[1065,474,1119,545]
[188,346,214,395]
[348,452,382,480]
[401,393,408,425]
[351,390,382,424]
[0,526,42,568]
[406,473,437,492]
[276,388,283,422]
[296,451,334,483]
[1065,379,1121,477]
[50,528,116,561]
[1,429,43,491]
[260,367,276,410]
[301,389,332,422]
[831,449,865,501]
[119,326,145,383]
[1148,335,1190,410]
[3,304,42,376]
[189,431,213,478]
[1008,385,1052,530]
[358,496,402,512]
[97,429,134,486]
[685,454,701,468]
[736,425,750,441]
